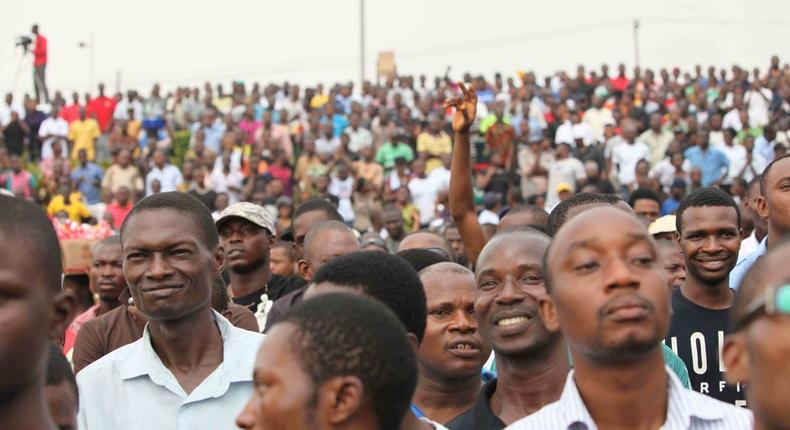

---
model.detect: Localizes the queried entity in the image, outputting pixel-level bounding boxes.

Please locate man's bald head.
[398,230,450,253]
[419,261,474,278]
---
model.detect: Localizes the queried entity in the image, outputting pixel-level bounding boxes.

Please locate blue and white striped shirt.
[506,366,752,430]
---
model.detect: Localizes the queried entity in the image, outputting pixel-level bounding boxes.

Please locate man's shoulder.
[680,388,754,423]
[77,337,142,383]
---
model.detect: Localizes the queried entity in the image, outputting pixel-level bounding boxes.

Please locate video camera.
[15,35,32,52]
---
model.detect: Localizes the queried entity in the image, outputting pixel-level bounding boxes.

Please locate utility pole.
[633,19,641,68]
[359,0,366,91]
[115,70,121,93]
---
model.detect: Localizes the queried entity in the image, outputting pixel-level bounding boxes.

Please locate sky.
[1,0,789,98]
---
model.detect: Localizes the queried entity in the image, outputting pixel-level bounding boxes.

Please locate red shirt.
[33,34,47,66]
[89,96,117,133]
[105,201,132,229]
[61,103,81,124]
[611,75,630,92]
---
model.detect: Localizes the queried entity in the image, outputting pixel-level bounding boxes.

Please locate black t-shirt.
[446,379,505,430]
[231,274,306,313]
[664,288,746,406]
[188,189,217,212]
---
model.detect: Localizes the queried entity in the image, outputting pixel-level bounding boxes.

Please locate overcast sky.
[1,0,789,98]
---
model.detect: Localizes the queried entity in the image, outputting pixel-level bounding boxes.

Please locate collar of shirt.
[552,366,727,429]
[446,378,504,430]
[118,310,258,401]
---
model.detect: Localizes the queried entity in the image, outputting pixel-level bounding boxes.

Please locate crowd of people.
[2,56,790,429]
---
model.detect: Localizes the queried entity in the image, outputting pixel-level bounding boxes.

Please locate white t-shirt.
[408,176,441,226]
[329,176,355,222]
[38,116,69,160]
[611,140,650,185]
[478,209,500,226]
[427,166,451,191]
[714,143,746,184]
[208,168,244,204]
[546,157,587,208]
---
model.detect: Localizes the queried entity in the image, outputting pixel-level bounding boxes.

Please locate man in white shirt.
[639,113,674,166]
[408,159,442,227]
[145,149,183,196]
[0,93,25,126]
[583,96,614,143]
[610,122,650,191]
[38,105,69,160]
[546,143,586,209]
[344,112,373,153]
[209,153,244,204]
[77,192,263,430]
[508,207,752,429]
[715,128,746,187]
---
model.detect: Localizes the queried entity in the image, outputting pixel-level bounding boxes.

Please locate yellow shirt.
[310,93,329,110]
[416,131,452,173]
[68,119,101,161]
[48,194,92,221]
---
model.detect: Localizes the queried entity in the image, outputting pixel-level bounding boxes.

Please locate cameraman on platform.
[31,24,48,104]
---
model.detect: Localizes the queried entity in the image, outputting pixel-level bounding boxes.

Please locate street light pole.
[78,31,96,91]
[633,19,640,69]
[360,0,365,91]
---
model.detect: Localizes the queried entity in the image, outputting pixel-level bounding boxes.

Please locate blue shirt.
[729,236,767,290]
[684,146,730,187]
[191,121,227,154]
[661,197,681,215]
[71,163,104,204]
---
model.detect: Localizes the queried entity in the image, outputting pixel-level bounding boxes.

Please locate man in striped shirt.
[508,207,752,429]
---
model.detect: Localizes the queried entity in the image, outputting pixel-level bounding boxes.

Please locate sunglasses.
[733,284,790,331]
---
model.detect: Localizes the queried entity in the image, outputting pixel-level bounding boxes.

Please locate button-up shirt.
[146,164,183,195]
[683,146,730,187]
[506,367,752,430]
[76,311,263,430]
[730,236,767,290]
[71,162,104,204]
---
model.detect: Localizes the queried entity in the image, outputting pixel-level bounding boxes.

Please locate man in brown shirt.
[72,279,258,373]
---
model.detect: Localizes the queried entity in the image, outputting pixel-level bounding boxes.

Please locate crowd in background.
[2,56,789,238]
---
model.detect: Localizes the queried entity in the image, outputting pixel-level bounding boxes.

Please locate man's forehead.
[477,234,547,273]
[551,207,646,258]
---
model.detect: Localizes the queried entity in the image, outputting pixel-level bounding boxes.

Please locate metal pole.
[633,19,640,68]
[115,70,121,93]
[360,0,365,90]
[89,31,95,91]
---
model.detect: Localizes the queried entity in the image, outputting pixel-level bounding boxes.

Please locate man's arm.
[447,82,487,266]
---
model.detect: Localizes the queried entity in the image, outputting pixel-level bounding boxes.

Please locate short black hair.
[120,192,219,249]
[760,153,790,196]
[504,204,549,226]
[746,174,762,197]
[292,198,343,223]
[0,195,62,292]
[396,248,450,272]
[546,192,613,237]
[46,343,78,401]
[92,235,121,255]
[312,251,427,342]
[281,293,417,430]
[675,188,741,233]
[628,188,662,208]
[210,275,229,313]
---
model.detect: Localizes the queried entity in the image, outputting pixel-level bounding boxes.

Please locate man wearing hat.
[216,202,300,331]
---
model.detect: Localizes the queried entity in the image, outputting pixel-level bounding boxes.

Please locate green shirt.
[484,343,691,389]
[376,142,415,169]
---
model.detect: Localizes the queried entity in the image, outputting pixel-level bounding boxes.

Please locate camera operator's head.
[32,24,38,35]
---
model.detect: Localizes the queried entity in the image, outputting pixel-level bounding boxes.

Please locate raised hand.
[443,81,477,134]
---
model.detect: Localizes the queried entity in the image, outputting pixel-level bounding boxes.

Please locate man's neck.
[490,337,570,424]
[766,226,787,249]
[97,298,122,316]
[0,380,56,430]
[229,265,272,298]
[148,306,224,392]
[680,276,733,309]
[412,368,481,424]
[573,350,668,430]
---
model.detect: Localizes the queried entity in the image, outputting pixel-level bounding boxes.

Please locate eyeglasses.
[732,284,790,331]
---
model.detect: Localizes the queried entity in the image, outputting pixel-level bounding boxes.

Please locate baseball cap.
[556,183,572,193]
[648,215,676,236]
[215,202,276,235]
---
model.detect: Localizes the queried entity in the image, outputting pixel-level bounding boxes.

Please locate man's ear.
[321,376,365,426]
[539,296,561,333]
[674,231,682,249]
[298,259,312,282]
[756,195,769,219]
[722,334,750,385]
[49,289,77,342]
[214,245,226,273]
[267,234,276,247]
